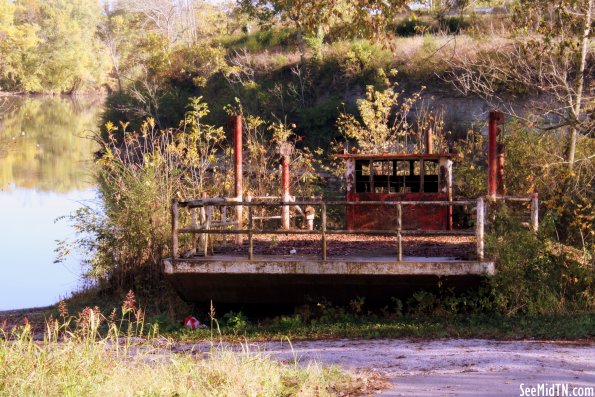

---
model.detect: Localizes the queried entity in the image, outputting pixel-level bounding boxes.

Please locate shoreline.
[0,91,107,99]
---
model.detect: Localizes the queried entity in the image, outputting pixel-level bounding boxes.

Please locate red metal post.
[488,111,503,198]
[281,155,290,229]
[231,115,243,244]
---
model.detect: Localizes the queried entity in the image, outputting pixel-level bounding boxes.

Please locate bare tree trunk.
[295,22,306,63]
[567,0,592,169]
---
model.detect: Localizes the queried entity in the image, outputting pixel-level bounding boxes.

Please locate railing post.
[222,206,228,246]
[476,197,485,260]
[190,207,198,254]
[171,199,179,259]
[530,192,539,233]
[321,203,327,261]
[397,203,403,261]
[248,204,254,261]
[199,193,207,254]
[205,204,213,256]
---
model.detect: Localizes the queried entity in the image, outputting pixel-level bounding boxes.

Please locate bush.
[59,98,229,296]
[329,39,392,79]
[436,16,470,34]
[394,16,431,36]
[487,213,594,316]
[220,28,297,53]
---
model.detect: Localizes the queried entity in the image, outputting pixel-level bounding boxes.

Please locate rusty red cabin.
[337,153,454,231]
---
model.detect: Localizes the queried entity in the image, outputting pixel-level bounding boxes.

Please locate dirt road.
[179,338,594,397]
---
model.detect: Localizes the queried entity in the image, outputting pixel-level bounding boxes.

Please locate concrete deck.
[163,255,494,305]
[164,255,494,276]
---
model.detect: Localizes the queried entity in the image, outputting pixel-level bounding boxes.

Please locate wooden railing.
[171,195,538,262]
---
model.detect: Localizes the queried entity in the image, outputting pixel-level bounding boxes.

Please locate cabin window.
[423,160,439,192]
[395,161,409,176]
[361,163,370,176]
[354,158,443,194]
[412,161,421,175]
[425,161,439,175]
[372,161,393,176]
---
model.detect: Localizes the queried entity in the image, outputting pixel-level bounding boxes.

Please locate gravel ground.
[210,234,476,259]
[176,338,595,397]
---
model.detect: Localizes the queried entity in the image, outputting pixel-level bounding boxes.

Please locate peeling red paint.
[345,192,450,230]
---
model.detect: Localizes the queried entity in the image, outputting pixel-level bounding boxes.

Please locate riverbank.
[0,91,106,99]
[3,304,593,342]
[2,308,592,397]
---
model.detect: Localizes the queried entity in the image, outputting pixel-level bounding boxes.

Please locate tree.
[237,0,409,60]
[238,0,340,60]
[0,0,108,93]
[0,0,40,91]
[445,0,593,170]
[337,70,447,154]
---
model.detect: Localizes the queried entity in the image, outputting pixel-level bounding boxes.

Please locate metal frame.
[171,196,538,262]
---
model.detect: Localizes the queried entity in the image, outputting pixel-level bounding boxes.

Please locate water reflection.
[0,96,100,192]
[0,96,102,310]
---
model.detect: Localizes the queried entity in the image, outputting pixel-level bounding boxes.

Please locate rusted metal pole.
[531,192,539,233]
[397,203,403,261]
[281,155,291,230]
[488,111,503,198]
[171,199,179,259]
[476,197,485,260]
[231,115,243,245]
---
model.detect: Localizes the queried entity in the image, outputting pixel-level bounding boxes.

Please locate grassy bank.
[0,299,362,397]
[167,313,595,342]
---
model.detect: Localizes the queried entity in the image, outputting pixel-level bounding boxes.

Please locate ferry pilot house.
[337,153,454,231]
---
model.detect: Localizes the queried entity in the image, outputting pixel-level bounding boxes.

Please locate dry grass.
[0,297,354,397]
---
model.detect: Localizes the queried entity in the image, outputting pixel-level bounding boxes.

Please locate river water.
[0,96,102,310]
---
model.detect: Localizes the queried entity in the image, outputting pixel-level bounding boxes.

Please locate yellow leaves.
[104,121,117,133]
[119,121,130,132]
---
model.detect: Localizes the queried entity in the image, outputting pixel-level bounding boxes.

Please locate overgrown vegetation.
[0,294,355,396]
[2,0,588,330]
[169,312,595,341]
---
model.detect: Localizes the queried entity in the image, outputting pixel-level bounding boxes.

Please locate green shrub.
[330,39,392,78]
[436,16,470,33]
[394,16,431,36]
[487,212,594,316]
[223,311,248,333]
[221,28,297,53]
